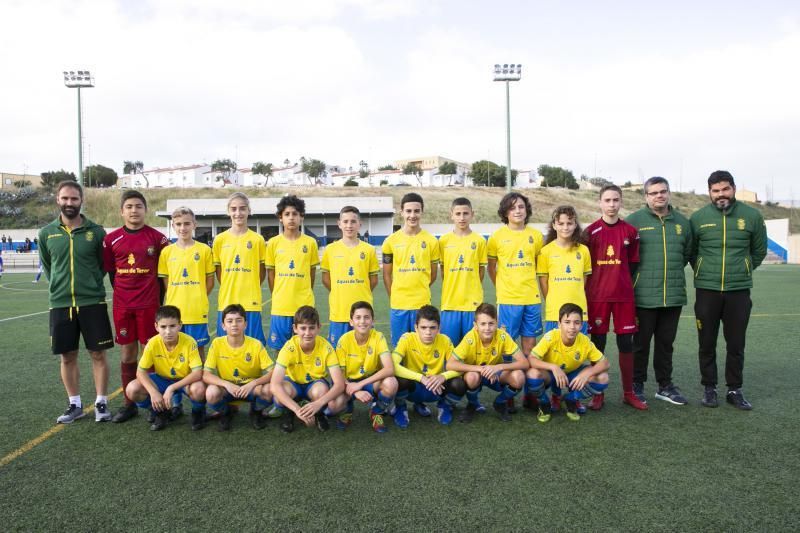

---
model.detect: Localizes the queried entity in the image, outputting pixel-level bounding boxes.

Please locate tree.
[301,158,327,185]
[377,164,397,171]
[589,176,614,188]
[358,160,370,181]
[211,159,238,185]
[251,161,274,186]
[344,178,359,187]
[84,164,118,188]
[438,161,458,185]
[469,160,507,188]
[538,164,579,190]
[123,160,148,188]
[40,170,77,190]
[402,162,424,186]
[13,180,32,188]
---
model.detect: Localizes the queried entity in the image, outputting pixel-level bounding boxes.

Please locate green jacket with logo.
[627,206,692,308]
[38,216,108,308]
[689,200,767,292]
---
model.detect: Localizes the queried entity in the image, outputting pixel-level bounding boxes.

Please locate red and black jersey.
[103,225,169,309]
[584,218,639,303]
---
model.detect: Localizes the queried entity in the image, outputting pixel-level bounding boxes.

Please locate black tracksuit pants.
[633,306,683,387]
[694,288,752,389]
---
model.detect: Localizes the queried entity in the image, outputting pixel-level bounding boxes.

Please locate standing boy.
[158,207,215,360]
[381,193,440,346]
[439,197,487,346]
[265,195,320,352]
[103,190,169,423]
[321,206,379,347]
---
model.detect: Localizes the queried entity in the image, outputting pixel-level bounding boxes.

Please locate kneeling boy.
[392,305,466,428]
[203,304,275,431]
[526,303,610,422]
[270,306,346,433]
[126,305,207,431]
[335,301,397,433]
[447,303,528,423]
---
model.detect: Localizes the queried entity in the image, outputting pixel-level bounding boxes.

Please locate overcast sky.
[2,0,798,199]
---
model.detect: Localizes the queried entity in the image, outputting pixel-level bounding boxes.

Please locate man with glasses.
[627,177,692,406]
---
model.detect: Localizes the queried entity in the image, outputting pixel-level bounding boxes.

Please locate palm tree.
[123,160,147,187]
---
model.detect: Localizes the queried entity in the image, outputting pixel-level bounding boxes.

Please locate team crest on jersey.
[421,241,427,249]
[623,239,630,247]
[315,357,321,367]
[466,338,473,345]
[245,353,252,362]
[576,252,581,260]
[594,318,603,326]
[86,231,94,242]
[433,350,440,358]
[194,252,200,261]
[675,224,683,235]
[367,347,373,355]
[737,218,745,230]
[500,333,506,341]
[574,352,580,360]
[528,236,534,244]
[120,328,128,337]
[302,245,308,253]
[360,251,366,260]
[179,356,185,363]
[246,240,253,249]
[491,348,497,356]
[471,241,477,250]
[147,246,156,256]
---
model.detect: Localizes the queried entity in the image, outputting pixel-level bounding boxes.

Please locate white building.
[515,170,540,188]
[118,164,211,188]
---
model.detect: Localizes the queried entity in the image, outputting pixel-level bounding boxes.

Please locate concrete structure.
[0,172,42,190]
[156,196,396,245]
[118,165,211,188]
[515,170,540,188]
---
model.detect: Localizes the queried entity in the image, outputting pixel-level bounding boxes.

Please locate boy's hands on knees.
[570,369,592,391]
[479,366,498,382]
[345,381,363,396]
[552,368,569,389]
[237,381,257,399]
[422,375,445,395]
[354,390,372,403]
[163,386,175,407]
[151,391,167,412]
[224,382,241,397]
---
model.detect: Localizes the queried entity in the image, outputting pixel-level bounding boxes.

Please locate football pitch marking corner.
[0,388,123,469]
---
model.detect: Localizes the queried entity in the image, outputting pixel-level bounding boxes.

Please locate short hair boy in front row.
[335,301,397,433]
[446,303,528,423]
[392,305,466,428]
[203,304,275,431]
[525,303,610,422]
[270,306,346,433]
[126,306,207,431]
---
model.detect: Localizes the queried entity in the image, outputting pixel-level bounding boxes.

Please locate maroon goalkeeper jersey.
[103,225,168,309]
[584,218,639,303]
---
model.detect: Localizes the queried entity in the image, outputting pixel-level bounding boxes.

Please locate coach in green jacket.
[38,181,115,424]
[690,170,767,410]
[627,177,692,407]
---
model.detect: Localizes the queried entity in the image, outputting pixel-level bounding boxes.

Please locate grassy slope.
[4,186,799,232]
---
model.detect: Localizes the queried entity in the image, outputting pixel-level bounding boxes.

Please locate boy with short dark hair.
[203,304,275,431]
[125,306,207,431]
[270,306,346,433]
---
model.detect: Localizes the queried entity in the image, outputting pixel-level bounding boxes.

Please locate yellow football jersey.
[158,242,215,324]
[320,240,379,322]
[487,225,544,305]
[276,335,338,384]
[453,327,519,366]
[439,231,488,312]
[212,229,266,312]
[537,242,592,321]
[265,234,320,317]
[381,229,440,310]
[204,336,274,385]
[336,329,391,380]
[393,332,453,376]
[139,332,202,380]
[531,330,604,373]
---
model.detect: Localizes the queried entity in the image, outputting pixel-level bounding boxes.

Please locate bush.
[344,178,359,187]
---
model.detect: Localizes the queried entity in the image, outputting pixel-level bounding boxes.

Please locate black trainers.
[146,410,156,424]
[169,405,184,421]
[280,411,295,433]
[111,403,138,423]
[726,389,753,411]
[506,398,518,414]
[702,386,718,408]
[459,404,478,423]
[315,411,330,432]
[218,411,232,432]
[56,403,85,424]
[250,408,267,430]
[655,383,688,405]
[190,410,206,431]
[150,411,169,431]
[493,401,512,422]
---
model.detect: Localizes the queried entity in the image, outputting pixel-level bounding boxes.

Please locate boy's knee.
[126,380,145,401]
[188,381,206,401]
[61,351,79,365]
[464,372,481,389]
[445,377,467,397]
[381,377,398,395]
[206,385,224,403]
[259,384,273,401]
[594,372,610,385]
[88,350,107,363]
[508,370,525,389]
[526,367,544,379]
[308,382,329,400]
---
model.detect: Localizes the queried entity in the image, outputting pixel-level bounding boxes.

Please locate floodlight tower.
[63,70,95,186]
[493,63,521,192]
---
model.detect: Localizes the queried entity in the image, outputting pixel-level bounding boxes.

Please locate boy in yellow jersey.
[487,192,544,411]
[382,192,440,347]
[265,195,320,352]
[439,197,487,347]
[271,306,346,433]
[213,193,267,346]
[321,206,379,347]
[538,206,592,334]
[126,306,207,431]
[334,301,397,433]
[203,304,275,431]
[158,207,215,360]
[447,303,528,423]
[526,303,610,422]
[392,305,466,428]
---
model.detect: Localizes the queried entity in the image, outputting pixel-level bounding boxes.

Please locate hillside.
[2,185,798,232]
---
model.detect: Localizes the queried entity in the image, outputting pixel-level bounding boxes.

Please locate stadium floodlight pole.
[493,63,521,192]
[63,70,95,186]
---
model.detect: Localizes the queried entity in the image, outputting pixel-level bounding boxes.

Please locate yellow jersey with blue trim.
[139,332,202,380]
[265,233,320,316]
[158,241,215,324]
[453,327,519,366]
[439,231,487,312]
[487,225,544,305]
[276,335,338,384]
[336,329,390,380]
[204,336,273,385]
[320,240,379,322]
[531,330,604,373]
[212,229,266,312]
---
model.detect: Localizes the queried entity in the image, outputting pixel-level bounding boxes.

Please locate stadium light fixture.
[493,63,522,192]
[63,70,95,186]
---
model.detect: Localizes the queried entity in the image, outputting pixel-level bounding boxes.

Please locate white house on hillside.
[119,164,211,188]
